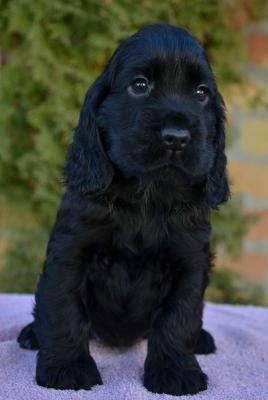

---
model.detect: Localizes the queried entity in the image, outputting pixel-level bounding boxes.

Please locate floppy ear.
[206,93,230,209]
[65,73,114,195]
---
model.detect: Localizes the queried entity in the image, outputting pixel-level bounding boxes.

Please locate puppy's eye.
[128,77,150,96]
[195,85,209,103]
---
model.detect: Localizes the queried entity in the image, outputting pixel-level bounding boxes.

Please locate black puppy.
[18,24,229,396]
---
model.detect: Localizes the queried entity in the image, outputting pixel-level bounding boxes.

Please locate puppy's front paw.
[36,353,102,390]
[144,354,207,396]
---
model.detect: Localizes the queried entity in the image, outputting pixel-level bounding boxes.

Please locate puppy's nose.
[162,128,191,151]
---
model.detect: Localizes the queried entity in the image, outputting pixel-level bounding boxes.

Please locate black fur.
[18,24,229,396]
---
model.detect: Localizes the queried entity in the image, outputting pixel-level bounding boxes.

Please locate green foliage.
[0,0,266,295]
[206,268,267,306]
[211,195,256,259]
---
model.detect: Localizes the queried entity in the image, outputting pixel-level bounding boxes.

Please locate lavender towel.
[0,294,268,400]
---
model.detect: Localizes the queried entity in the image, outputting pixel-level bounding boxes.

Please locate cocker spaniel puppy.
[18,24,229,396]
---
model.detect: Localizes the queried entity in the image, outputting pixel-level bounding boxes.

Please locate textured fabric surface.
[0,294,267,400]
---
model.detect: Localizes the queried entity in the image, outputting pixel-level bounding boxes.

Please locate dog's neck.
[103,170,209,212]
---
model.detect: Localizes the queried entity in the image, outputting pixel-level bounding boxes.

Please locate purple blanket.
[0,294,268,399]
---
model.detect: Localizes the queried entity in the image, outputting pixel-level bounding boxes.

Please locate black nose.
[162,128,191,151]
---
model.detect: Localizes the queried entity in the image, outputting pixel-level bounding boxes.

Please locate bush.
[206,268,267,305]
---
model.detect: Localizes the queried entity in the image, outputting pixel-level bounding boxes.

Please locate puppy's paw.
[195,328,216,354]
[17,322,39,350]
[36,354,102,390]
[144,354,207,396]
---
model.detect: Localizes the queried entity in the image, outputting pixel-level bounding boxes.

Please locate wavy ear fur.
[65,74,114,195]
[206,93,230,209]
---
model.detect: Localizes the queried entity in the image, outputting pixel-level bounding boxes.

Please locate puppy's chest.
[89,249,174,304]
[89,217,177,305]
[83,205,210,345]
[113,208,178,253]
[86,242,175,345]
[85,214,177,331]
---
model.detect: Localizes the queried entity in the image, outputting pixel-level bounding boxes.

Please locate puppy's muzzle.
[161,128,191,153]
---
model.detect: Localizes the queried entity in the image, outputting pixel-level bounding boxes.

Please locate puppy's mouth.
[165,148,184,162]
[144,159,187,177]
[147,149,187,172]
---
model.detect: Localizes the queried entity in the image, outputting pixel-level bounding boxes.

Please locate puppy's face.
[66,24,228,206]
[98,25,221,181]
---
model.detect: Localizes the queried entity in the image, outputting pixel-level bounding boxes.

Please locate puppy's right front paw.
[36,354,102,390]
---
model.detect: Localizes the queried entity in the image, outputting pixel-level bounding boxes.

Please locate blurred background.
[0,0,268,305]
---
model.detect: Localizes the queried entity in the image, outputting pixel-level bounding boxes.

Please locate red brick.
[247,33,268,64]
[229,161,268,200]
[216,252,268,282]
[247,210,268,241]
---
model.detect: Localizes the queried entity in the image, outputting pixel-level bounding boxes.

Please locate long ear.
[65,73,114,195]
[206,93,230,209]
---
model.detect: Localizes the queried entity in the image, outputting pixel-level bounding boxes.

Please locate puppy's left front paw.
[144,354,207,396]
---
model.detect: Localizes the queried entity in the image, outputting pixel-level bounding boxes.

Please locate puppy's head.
[65,24,229,207]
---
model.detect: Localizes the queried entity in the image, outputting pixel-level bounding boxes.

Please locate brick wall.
[223,19,268,291]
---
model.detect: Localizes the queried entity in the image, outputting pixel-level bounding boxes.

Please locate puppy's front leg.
[144,267,207,396]
[34,274,102,390]
[33,226,102,390]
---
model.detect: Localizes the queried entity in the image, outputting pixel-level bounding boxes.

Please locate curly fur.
[18,24,230,396]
